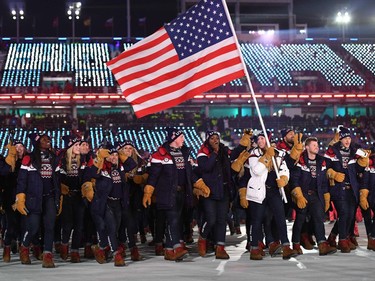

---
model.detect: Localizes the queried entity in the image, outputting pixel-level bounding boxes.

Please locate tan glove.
[193,178,210,198]
[5,143,17,172]
[81,181,94,202]
[276,175,288,188]
[133,173,149,185]
[239,129,253,147]
[291,187,307,209]
[238,187,248,209]
[15,193,28,216]
[359,189,369,210]
[290,133,303,161]
[231,150,251,172]
[60,183,70,195]
[323,192,331,212]
[193,188,205,199]
[143,185,155,208]
[93,148,110,171]
[118,150,128,163]
[258,147,275,171]
[328,131,340,146]
[357,149,371,168]
[327,168,345,186]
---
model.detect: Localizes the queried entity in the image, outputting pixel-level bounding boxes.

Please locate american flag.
[106,0,245,118]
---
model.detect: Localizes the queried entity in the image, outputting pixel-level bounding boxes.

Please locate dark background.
[0,0,374,38]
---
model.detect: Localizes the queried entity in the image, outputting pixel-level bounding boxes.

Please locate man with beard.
[290,137,337,256]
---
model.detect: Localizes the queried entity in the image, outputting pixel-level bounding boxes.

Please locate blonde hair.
[66,146,80,172]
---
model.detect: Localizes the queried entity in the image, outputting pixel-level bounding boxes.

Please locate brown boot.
[257,241,266,256]
[349,236,358,246]
[175,246,188,260]
[33,245,43,260]
[327,233,337,248]
[3,246,11,262]
[92,245,106,264]
[282,245,298,260]
[84,244,94,259]
[118,243,126,258]
[19,245,31,264]
[367,236,375,251]
[114,250,125,267]
[42,252,55,268]
[318,241,337,256]
[250,248,263,260]
[300,233,314,250]
[71,251,81,263]
[338,239,351,253]
[347,237,357,250]
[60,244,69,260]
[130,246,141,261]
[215,245,229,260]
[164,249,176,261]
[155,243,164,256]
[269,241,282,257]
[293,243,303,255]
[198,237,207,257]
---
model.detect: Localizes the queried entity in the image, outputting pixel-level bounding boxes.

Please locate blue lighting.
[81,37,90,40]
[58,37,67,41]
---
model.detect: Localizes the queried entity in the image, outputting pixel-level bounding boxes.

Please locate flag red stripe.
[129,56,243,105]
[107,30,168,67]
[111,43,175,77]
[117,52,178,86]
[123,43,240,97]
[134,70,244,118]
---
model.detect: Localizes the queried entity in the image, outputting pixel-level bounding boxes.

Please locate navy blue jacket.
[324,143,362,203]
[146,143,193,210]
[0,157,24,209]
[196,142,233,201]
[85,157,137,217]
[291,151,329,206]
[16,151,61,214]
[361,155,375,208]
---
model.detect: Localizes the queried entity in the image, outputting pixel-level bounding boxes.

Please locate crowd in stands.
[1,41,375,94]
[0,111,373,151]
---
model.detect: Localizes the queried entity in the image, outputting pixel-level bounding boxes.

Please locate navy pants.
[250,187,289,247]
[163,190,185,249]
[22,196,56,252]
[292,192,326,243]
[200,195,229,245]
[61,192,86,250]
[331,190,357,240]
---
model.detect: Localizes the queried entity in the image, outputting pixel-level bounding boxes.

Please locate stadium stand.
[0,41,374,93]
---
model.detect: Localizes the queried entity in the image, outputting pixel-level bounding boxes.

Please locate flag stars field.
[106,0,245,118]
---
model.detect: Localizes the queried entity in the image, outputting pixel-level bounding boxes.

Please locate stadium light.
[66,2,81,41]
[10,2,25,43]
[336,10,351,41]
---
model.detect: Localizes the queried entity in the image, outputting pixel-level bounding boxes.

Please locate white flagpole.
[220,0,287,203]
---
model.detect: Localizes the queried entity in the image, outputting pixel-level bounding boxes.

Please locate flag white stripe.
[123,39,240,102]
[132,63,243,112]
[107,29,170,71]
